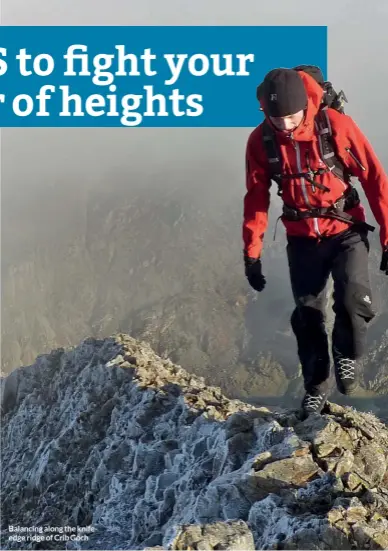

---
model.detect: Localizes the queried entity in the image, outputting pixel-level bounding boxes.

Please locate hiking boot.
[333,349,358,395]
[301,388,327,418]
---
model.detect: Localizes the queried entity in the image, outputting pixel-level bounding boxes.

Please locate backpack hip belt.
[282,185,375,232]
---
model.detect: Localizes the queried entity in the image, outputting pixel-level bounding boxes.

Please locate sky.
[2,0,388,263]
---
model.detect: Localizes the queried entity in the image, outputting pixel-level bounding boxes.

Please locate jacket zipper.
[345,147,366,171]
[290,132,321,237]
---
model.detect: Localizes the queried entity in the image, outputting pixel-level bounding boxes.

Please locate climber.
[242,66,388,417]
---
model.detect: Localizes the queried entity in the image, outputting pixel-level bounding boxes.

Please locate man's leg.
[287,237,332,410]
[331,229,376,395]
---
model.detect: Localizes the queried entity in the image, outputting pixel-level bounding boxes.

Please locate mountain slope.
[2,184,387,408]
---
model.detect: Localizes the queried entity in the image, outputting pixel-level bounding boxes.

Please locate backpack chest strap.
[261,109,349,194]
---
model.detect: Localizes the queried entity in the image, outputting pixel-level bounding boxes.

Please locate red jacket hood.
[258,70,324,142]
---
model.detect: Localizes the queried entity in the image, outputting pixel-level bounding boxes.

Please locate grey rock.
[1,333,388,550]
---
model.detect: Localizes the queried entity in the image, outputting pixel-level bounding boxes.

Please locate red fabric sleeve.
[338,114,388,248]
[242,129,272,258]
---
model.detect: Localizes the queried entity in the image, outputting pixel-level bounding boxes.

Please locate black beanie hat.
[259,68,308,117]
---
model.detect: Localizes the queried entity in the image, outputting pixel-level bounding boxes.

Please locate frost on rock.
[1,333,388,550]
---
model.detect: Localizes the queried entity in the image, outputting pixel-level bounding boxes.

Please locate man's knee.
[291,305,327,337]
[335,282,376,323]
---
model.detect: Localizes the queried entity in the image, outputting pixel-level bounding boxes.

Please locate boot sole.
[337,384,358,396]
[335,372,358,396]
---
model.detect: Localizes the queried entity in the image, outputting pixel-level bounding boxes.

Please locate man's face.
[269,109,305,133]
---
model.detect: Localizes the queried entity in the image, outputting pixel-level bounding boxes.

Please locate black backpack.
[292,65,348,114]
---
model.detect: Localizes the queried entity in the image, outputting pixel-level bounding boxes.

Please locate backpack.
[292,64,348,113]
[258,65,375,233]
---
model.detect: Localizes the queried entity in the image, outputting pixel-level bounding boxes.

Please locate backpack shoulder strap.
[261,108,352,195]
[314,107,351,183]
[261,120,284,195]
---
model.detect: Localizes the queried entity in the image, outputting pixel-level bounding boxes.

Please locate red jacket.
[243,71,388,258]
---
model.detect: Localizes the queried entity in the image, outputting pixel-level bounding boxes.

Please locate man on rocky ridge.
[243,66,388,416]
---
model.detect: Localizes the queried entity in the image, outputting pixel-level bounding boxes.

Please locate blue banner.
[0,26,327,127]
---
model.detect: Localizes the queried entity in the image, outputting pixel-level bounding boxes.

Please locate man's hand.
[380,246,388,275]
[244,255,266,292]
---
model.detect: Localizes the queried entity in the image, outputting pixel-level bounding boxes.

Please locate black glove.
[380,246,388,275]
[244,255,266,292]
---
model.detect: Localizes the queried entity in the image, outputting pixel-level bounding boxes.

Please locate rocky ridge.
[1,333,388,550]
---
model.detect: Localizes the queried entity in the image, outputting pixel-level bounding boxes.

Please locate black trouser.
[286,227,375,393]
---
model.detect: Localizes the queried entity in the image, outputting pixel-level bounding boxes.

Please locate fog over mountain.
[1,1,387,412]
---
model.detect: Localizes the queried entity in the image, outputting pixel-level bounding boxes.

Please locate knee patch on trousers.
[342,283,376,322]
[291,304,326,330]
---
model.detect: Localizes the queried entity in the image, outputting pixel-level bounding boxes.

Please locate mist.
[2,0,388,385]
[3,0,388,240]
[3,0,388,235]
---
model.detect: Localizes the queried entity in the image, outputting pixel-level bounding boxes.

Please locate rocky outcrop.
[1,333,388,550]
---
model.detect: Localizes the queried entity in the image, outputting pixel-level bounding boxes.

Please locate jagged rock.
[1,333,388,550]
[352,441,387,487]
[168,520,255,550]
